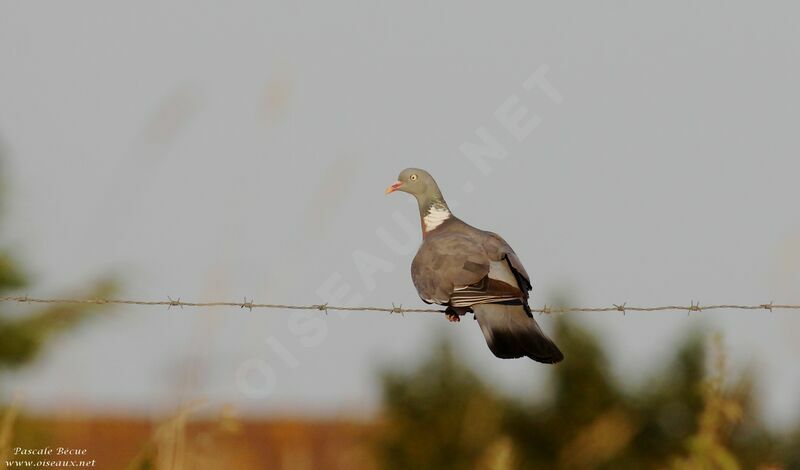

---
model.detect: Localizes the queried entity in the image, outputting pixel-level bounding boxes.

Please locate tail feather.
[473,303,563,364]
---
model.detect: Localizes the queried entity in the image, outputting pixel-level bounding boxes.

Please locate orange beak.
[385,181,403,195]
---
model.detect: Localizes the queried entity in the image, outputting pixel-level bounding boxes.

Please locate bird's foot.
[445,306,471,323]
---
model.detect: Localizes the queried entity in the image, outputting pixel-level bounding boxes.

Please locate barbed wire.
[1,296,798,315]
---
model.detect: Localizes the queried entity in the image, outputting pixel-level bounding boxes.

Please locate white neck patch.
[423,204,451,232]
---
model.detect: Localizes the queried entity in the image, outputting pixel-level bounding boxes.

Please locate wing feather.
[411,222,532,309]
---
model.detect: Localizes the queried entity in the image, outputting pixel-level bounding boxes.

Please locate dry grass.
[0,396,20,464]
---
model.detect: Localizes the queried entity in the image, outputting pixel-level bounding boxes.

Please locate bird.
[385,168,564,364]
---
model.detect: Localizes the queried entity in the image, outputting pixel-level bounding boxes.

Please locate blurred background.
[1,2,799,468]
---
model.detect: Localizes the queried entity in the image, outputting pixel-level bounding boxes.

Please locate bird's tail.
[473,302,564,364]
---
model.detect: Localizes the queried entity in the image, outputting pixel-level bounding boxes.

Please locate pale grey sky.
[1,2,799,429]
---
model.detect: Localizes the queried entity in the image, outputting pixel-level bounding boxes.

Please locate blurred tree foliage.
[373,318,800,469]
[0,148,115,369]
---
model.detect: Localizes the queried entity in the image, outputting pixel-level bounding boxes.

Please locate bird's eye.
[410,174,418,181]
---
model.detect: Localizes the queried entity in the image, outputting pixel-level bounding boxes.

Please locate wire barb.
[167,296,182,309]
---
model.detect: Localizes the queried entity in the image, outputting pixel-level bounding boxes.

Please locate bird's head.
[385,168,439,199]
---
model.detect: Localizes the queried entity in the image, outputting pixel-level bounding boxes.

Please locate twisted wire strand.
[1,296,797,315]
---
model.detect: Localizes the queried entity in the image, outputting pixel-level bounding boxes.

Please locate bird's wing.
[411,228,526,307]
[483,232,531,287]
[411,232,489,304]
[449,260,525,307]
[481,231,533,305]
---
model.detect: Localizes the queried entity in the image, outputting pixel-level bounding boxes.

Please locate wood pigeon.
[386,168,564,364]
